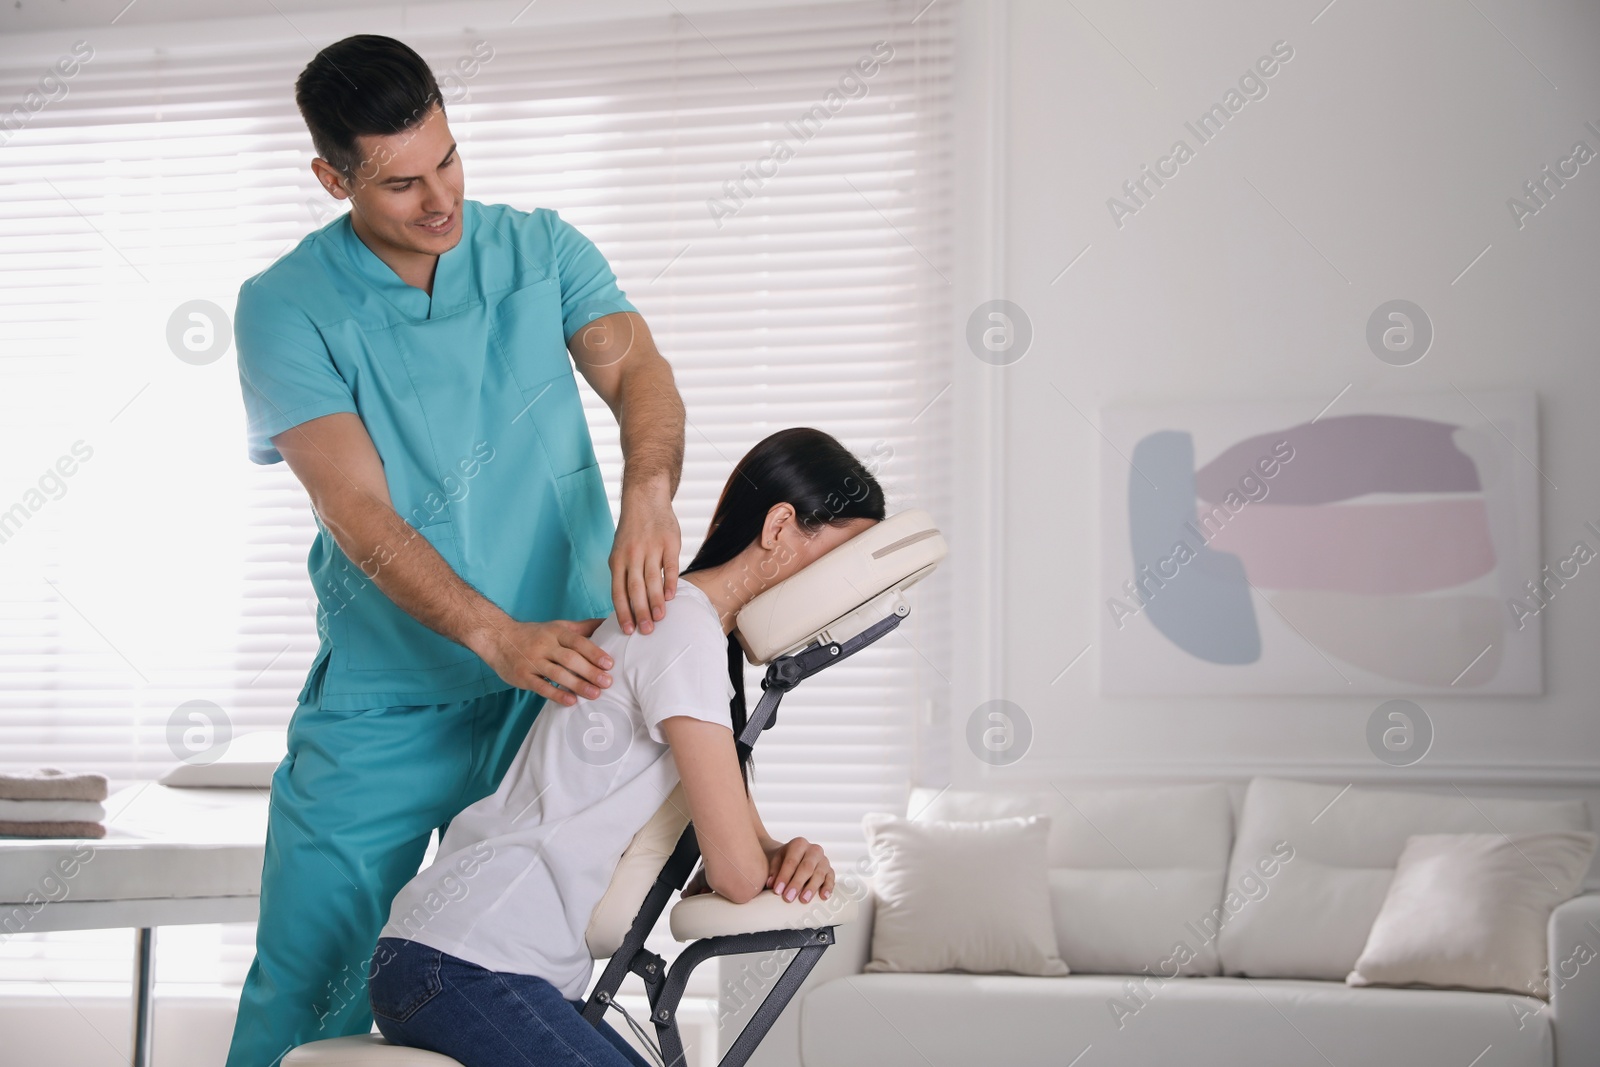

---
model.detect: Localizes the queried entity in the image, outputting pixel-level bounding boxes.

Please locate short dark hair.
[294,35,443,179]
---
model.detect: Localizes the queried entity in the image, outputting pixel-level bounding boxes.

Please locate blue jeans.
[368,936,653,1067]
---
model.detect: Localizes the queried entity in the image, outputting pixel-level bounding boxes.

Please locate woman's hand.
[764,837,833,903]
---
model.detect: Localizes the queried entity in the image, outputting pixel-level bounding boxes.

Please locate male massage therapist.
[224,35,686,1066]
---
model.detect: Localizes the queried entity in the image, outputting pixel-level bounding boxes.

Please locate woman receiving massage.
[366,426,887,1067]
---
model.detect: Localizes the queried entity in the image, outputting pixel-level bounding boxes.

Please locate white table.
[0,782,268,1067]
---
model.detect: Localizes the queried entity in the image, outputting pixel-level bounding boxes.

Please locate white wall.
[945,0,1600,807]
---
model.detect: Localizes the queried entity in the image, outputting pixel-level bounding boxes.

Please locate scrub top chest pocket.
[491,277,600,480]
[491,277,572,400]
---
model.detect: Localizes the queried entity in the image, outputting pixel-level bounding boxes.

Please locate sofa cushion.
[799,972,1552,1067]
[907,783,1231,975]
[860,812,1068,977]
[1218,777,1590,980]
[1349,830,1597,997]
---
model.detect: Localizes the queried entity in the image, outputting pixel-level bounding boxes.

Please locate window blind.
[0,0,952,992]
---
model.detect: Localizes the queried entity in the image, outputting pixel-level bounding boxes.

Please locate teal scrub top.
[233,199,636,710]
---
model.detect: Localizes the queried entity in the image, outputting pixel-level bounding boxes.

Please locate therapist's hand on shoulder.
[609,483,681,636]
[473,618,615,707]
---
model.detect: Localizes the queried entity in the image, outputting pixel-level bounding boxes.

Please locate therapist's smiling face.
[342,103,464,259]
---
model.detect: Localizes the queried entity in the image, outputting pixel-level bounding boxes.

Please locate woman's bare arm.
[747,792,781,852]
[664,718,834,903]
[660,716,768,903]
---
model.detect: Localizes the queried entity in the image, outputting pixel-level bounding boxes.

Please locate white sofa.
[720,777,1600,1067]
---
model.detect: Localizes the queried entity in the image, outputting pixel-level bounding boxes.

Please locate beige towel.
[0,799,107,823]
[0,819,106,839]
[0,768,109,802]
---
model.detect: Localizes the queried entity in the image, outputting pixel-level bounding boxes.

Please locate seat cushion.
[799,973,1552,1067]
[669,885,859,941]
[282,1033,462,1066]
[1218,777,1590,980]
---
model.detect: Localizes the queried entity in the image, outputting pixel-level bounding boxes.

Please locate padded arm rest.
[669,886,860,942]
[1549,892,1600,1067]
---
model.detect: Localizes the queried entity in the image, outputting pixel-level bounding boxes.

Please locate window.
[0,0,951,993]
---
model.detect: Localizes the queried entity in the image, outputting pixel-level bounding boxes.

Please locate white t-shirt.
[379,579,736,998]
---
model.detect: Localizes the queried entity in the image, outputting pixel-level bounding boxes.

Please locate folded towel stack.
[0,768,110,838]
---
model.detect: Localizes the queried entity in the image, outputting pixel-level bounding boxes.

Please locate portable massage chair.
[285,507,948,1067]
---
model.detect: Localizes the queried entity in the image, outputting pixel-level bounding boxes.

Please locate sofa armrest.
[717,887,876,1067]
[1549,892,1600,1067]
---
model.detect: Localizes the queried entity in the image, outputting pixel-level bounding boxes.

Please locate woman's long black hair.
[680,428,887,793]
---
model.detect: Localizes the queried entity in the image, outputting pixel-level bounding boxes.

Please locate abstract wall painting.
[1098,390,1542,695]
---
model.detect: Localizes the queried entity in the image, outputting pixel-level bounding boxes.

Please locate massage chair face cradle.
[578,508,947,1067]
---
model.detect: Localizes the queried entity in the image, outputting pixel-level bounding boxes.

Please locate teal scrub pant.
[223,678,546,1067]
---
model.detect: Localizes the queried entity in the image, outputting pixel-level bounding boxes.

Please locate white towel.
[0,798,106,823]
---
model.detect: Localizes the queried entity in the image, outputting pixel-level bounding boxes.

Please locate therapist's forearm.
[575,310,683,499]
[616,351,684,501]
[273,411,612,705]
[272,413,510,651]
[316,489,511,653]
[309,471,608,703]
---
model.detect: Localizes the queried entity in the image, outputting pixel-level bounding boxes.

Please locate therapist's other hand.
[476,618,613,706]
[765,836,833,904]
[610,483,681,636]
